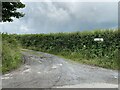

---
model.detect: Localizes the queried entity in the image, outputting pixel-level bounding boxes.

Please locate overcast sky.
[0,2,118,34]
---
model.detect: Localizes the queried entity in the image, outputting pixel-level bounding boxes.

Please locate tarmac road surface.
[2,49,118,88]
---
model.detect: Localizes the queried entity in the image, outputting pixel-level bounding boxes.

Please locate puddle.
[2,76,12,80]
[4,73,12,77]
[52,65,57,69]
[22,68,31,74]
[37,72,41,74]
[57,64,63,66]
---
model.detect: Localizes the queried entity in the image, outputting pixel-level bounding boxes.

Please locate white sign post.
[94,38,104,42]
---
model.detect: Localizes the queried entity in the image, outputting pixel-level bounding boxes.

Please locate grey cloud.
[1,2,118,34]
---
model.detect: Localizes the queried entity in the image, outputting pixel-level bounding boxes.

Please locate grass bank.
[2,33,22,74]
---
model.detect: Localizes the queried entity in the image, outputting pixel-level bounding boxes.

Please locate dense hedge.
[17,30,119,69]
[2,33,22,73]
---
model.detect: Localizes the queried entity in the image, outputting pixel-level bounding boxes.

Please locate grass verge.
[46,50,118,70]
[2,34,22,74]
[58,52,118,69]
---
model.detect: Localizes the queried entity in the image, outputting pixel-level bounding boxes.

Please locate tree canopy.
[2,2,25,22]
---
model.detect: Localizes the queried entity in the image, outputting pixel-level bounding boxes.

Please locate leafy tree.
[2,2,25,22]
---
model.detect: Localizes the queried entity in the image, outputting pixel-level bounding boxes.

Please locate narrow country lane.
[2,49,118,88]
